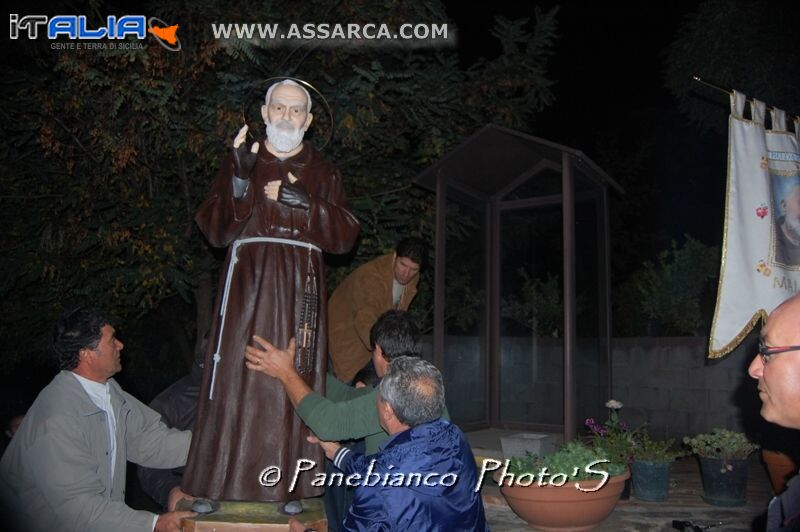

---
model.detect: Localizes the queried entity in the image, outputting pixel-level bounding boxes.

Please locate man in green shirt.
[246,310,451,530]
[245,310,426,456]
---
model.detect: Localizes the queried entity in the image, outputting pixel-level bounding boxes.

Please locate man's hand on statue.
[306,434,342,460]
[244,335,297,380]
[167,486,194,512]
[155,510,197,532]
[231,124,259,180]
[277,181,311,210]
[288,517,314,532]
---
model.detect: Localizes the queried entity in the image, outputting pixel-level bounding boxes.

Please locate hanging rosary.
[295,223,318,375]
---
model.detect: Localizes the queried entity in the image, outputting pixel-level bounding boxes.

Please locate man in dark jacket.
[288,357,488,531]
[137,362,202,510]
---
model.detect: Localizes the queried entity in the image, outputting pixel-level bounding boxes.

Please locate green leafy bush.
[683,428,758,460]
[631,433,685,463]
[508,440,627,480]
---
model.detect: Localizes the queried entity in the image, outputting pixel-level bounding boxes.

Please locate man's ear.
[77,347,94,368]
[380,400,396,422]
[302,112,313,132]
[260,104,269,124]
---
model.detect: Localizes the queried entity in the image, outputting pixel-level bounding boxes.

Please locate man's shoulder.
[375,421,466,473]
[411,419,461,440]
[323,374,377,402]
[356,253,394,276]
[106,377,130,399]
[6,373,94,452]
[31,371,88,412]
[392,420,465,454]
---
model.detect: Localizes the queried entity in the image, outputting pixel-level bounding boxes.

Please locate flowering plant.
[585,399,641,467]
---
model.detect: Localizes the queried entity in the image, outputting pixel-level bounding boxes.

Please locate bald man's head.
[749,294,800,428]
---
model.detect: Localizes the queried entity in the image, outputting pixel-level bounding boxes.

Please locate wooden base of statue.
[178,498,328,531]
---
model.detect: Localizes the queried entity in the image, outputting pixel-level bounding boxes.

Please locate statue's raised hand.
[231,125,259,180]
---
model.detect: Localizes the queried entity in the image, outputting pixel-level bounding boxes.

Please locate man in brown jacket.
[328,238,426,382]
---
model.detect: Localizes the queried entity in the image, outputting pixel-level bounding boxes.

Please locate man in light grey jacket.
[0,307,194,532]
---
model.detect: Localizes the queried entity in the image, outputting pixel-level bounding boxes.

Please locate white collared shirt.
[72,373,117,484]
[392,279,404,307]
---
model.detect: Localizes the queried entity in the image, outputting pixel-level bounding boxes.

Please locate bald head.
[378,357,445,429]
[749,294,800,428]
[763,294,800,347]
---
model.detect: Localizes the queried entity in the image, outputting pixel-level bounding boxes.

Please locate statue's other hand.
[277,181,310,210]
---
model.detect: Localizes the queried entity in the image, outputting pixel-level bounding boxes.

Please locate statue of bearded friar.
[182,80,360,509]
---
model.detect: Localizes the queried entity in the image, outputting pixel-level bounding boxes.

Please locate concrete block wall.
[424,331,764,442]
[610,334,760,441]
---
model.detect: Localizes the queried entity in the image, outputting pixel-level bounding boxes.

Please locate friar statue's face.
[261,82,313,154]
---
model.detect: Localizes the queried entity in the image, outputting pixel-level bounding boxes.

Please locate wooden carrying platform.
[180,498,328,531]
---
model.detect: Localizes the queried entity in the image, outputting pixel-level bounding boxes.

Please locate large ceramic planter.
[698,457,748,507]
[762,450,798,494]
[631,460,671,502]
[496,469,630,531]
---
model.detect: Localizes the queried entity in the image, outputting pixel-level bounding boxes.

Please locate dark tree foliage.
[664,0,800,132]
[0,0,559,384]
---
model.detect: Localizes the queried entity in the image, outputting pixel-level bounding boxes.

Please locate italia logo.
[9,14,181,51]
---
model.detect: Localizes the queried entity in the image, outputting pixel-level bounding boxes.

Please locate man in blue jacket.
[289,356,488,531]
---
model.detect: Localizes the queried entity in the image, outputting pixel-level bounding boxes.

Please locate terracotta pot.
[762,449,799,494]
[495,469,630,531]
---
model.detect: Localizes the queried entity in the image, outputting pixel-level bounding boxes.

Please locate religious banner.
[709,91,800,358]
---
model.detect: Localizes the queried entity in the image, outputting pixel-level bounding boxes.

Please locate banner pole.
[691,75,732,95]
[692,75,797,118]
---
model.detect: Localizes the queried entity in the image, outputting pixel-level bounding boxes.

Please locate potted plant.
[495,440,629,530]
[683,428,758,507]
[586,399,641,499]
[629,432,684,502]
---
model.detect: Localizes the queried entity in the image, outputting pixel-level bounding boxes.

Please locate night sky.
[447,0,727,246]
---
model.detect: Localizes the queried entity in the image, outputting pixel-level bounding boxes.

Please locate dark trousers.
[324,439,365,531]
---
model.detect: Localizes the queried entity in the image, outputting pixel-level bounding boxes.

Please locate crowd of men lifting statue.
[0,80,487,531]
[2,79,798,532]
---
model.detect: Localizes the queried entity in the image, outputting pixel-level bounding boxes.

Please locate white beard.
[266,120,305,153]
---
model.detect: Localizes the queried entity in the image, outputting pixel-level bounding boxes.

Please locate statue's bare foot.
[191,498,219,514]
[281,500,303,515]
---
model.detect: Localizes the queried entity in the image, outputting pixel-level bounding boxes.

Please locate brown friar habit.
[183,139,360,501]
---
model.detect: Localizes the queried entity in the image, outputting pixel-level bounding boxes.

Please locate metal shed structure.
[415,124,622,442]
